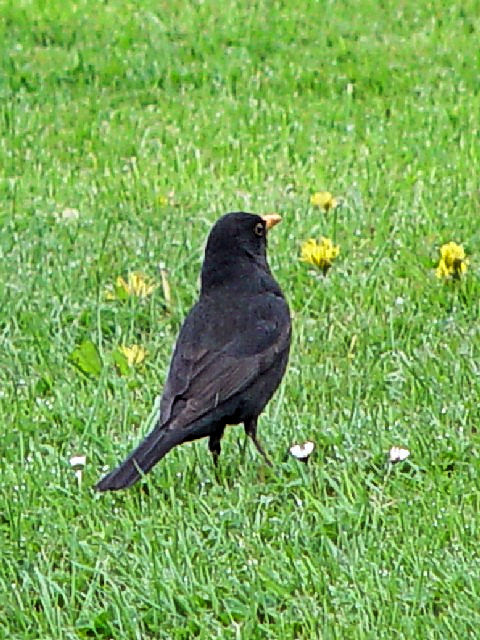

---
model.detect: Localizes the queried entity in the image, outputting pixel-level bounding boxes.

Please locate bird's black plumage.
[96,212,291,491]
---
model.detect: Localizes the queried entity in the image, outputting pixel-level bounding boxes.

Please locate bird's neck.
[201,253,272,296]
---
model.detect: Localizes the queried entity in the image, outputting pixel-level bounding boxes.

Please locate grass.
[1,0,480,637]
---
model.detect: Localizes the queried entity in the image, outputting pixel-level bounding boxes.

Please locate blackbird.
[96,211,291,491]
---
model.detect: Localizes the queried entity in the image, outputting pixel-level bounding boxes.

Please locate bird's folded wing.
[159,297,290,430]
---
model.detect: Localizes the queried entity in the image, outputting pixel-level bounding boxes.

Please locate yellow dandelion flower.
[435,242,468,279]
[310,191,338,211]
[301,237,340,274]
[119,344,147,366]
[118,272,157,297]
[106,271,158,300]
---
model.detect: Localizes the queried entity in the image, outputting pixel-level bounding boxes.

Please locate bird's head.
[201,211,282,293]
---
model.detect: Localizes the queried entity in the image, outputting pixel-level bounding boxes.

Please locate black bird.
[96,211,291,491]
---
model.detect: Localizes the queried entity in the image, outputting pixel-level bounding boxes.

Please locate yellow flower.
[301,237,340,274]
[435,242,468,279]
[106,271,158,299]
[310,191,338,211]
[119,344,147,366]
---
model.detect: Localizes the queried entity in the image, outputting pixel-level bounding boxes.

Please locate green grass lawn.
[1,0,480,637]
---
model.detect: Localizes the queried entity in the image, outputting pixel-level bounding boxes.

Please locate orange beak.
[262,214,282,230]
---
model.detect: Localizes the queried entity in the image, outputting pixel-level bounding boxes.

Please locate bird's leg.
[208,426,225,467]
[244,417,273,467]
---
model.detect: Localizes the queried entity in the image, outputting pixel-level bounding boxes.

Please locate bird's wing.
[159,293,290,430]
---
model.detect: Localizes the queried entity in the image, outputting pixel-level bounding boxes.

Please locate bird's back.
[159,277,290,429]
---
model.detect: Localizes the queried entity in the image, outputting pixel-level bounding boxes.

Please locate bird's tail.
[95,424,184,491]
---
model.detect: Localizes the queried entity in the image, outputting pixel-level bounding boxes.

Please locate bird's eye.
[254,222,264,237]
